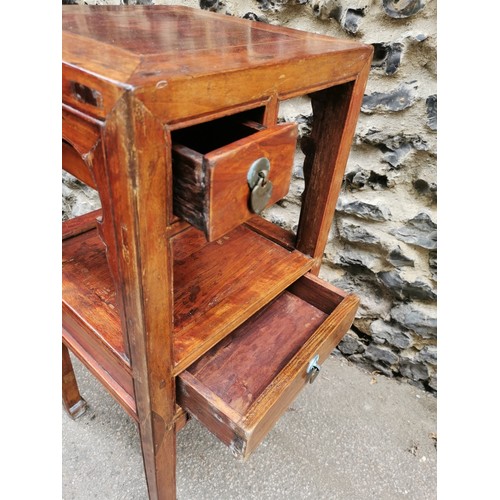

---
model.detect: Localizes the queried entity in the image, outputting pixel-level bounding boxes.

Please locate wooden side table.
[62,5,372,499]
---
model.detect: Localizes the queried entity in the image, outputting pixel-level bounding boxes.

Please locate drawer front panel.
[177,273,359,459]
[205,122,297,240]
[62,64,124,120]
[173,121,297,241]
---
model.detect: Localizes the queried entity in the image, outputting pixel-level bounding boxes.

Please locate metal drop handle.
[307,354,321,384]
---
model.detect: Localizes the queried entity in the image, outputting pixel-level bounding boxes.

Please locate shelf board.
[63,228,127,364]
[62,220,313,377]
[172,225,313,374]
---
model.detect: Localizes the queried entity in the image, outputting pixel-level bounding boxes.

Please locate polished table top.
[62,6,371,122]
[63,5,365,78]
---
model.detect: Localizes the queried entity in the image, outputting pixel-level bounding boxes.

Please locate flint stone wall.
[63,0,437,393]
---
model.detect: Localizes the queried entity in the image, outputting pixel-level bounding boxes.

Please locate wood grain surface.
[172,117,296,240]
[178,274,359,459]
[173,225,313,373]
[62,343,88,418]
[62,222,315,376]
[63,5,372,124]
[187,291,327,415]
[62,6,371,498]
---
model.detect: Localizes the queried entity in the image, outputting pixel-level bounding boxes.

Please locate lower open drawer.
[177,273,359,459]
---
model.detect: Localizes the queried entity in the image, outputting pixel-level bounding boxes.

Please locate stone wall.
[62,0,437,393]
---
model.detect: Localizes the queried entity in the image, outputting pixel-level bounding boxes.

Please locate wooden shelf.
[63,226,134,413]
[172,224,313,374]
[62,218,313,378]
[63,228,127,362]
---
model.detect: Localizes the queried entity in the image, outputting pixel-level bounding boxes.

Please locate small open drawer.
[172,112,297,241]
[177,273,359,459]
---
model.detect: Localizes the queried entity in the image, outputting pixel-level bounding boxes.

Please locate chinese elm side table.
[62,6,372,499]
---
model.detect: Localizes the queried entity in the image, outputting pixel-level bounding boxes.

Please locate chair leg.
[62,343,87,419]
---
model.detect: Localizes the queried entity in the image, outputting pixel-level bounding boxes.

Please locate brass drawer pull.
[247,157,273,214]
[307,354,321,384]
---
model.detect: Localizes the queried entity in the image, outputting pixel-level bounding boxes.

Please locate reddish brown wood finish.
[244,216,297,251]
[173,225,313,373]
[63,6,372,123]
[62,6,371,499]
[62,222,314,377]
[240,293,359,457]
[62,140,96,189]
[173,121,297,240]
[187,292,328,415]
[288,272,348,313]
[62,104,102,156]
[296,59,372,273]
[62,343,87,419]
[62,208,101,240]
[205,123,297,240]
[62,229,127,364]
[100,95,177,500]
[63,330,187,431]
[177,274,360,459]
[63,328,136,420]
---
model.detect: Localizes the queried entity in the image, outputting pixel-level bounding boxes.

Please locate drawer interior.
[184,291,327,416]
[177,273,358,459]
[171,107,265,154]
